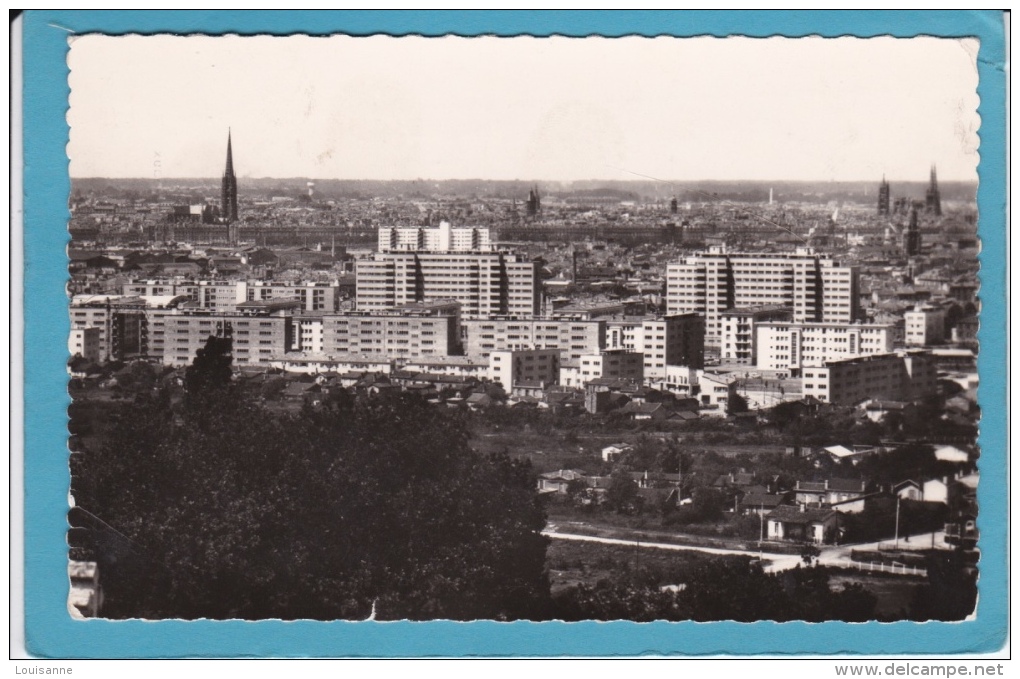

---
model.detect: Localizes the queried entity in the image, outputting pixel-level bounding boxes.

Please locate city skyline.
[68,35,981,183]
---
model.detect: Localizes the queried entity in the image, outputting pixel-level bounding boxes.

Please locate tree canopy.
[72,342,550,620]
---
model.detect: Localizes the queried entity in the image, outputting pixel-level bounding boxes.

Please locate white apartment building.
[124,279,342,312]
[719,306,794,365]
[377,222,492,253]
[292,314,324,354]
[904,306,946,346]
[605,313,706,379]
[666,246,859,346]
[754,322,894,372]
[801,351,938,405]
[489,348,561,390]
[461,317,604,362]
[68,327,101,363]
[321,301,461,359]
[559,350,644,388]
[356,251,539,319]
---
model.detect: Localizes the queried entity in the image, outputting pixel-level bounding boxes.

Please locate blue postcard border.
[21,10,1008,657]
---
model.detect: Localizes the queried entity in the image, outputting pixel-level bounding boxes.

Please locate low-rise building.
[489,347,561,390]
[719,306,793,365]
[904,305,946,346]
[461,317,604,362]
[560,349,643,388]
[801,351,937,405]
[754,321,894,372]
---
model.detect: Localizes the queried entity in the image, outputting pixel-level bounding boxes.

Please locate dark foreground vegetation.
[68,339,976,622]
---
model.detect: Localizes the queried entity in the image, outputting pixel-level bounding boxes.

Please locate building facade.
[801,351,938,405]
[666,246,859,346]
[377,222,492,253]
[719,306,794,365]
[321,301,461,359]
[162,301,299,367]
[461,317,605,362]
[904,306,946,346]
[488,348,561,390]
[754,321,895,372]
[560,350,644,388]
[605,313,706,379]
[356,251,539,319]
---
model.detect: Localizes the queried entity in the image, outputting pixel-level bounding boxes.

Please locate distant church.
[221,130,239,245]
[925,165,942,216]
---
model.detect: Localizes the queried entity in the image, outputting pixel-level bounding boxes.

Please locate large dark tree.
[72,345,550,620]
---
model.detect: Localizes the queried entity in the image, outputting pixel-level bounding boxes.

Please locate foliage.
[727,393,749,414]
[73,345,550,621]
[553,561,876,622]
[604,470,640,515]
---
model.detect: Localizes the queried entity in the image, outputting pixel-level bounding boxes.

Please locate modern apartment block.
[904,305,946,346]
[321,301,461,359]
[162,300,299,367]
[488,347,561,390]
[719,306,794,365]
[605,313,706,378]
[461,317,605,362]
[68,327,102,363]
[356,251,539,319]
[666,246,859,345]
[124,279,342,312]
[245,281,343,312]
[559,349,644,388]
[753,321,895,372]
[70,294,189,362]
[801,351,937,405]
[377,222,492,253]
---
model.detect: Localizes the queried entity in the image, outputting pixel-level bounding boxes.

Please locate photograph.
[61,32,987,626]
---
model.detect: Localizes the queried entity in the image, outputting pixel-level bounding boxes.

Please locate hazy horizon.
[69,35,981,183]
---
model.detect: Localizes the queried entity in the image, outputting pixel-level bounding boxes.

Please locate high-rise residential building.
[666,246,860,346]
[878,176,890,215]
[356,251,539,319]
[753,321,895,372]
[377,222,492,253]
[925,165,942,216]
[221,130,238,243]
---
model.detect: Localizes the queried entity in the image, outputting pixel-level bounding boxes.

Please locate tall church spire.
[925,163,941,217]
[221,129,238,235]
[225,128,234,176]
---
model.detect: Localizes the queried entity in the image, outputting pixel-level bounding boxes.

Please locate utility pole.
[759,503,764,562]
[894,496,901,549]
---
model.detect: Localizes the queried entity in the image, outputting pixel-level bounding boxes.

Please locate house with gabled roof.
[766,505,840,544]
[794,478,868,508]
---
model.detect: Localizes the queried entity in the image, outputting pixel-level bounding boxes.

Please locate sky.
[67,35,981,182]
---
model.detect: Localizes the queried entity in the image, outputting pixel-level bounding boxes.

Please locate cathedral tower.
[878,176,890,215]
[925,165,941,216]
[221,130,238,224]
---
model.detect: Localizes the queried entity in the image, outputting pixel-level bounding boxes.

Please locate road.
[543,529,948,575]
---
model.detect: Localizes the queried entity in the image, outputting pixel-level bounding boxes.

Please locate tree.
[73,378,551,620]
[604,470,640,515]
[184,335,233,396]
[727,393,749,414]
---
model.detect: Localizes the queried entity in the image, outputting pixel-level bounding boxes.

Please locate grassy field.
[545,536,747,593]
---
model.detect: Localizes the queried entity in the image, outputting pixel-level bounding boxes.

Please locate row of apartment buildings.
[72,225,942,409]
